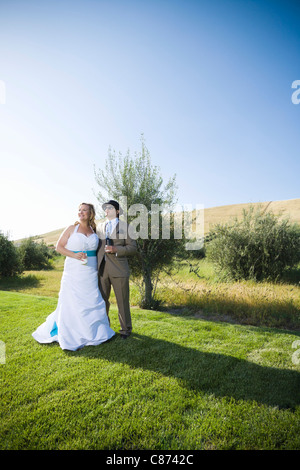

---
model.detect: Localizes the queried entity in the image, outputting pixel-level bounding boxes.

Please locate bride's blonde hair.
[75,203,96,232]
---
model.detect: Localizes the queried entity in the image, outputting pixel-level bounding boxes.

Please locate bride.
[32,203,115,351]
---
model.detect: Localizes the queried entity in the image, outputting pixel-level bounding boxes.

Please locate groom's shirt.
[105,217,119,259]
[106,217,119,238]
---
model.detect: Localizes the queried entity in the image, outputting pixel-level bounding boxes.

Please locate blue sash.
[72,250,97,257]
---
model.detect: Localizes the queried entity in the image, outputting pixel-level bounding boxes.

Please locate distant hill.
[18,198,300,245]
[202,198,300,234]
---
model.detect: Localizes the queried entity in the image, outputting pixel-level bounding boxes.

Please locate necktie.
[106,221,112,238]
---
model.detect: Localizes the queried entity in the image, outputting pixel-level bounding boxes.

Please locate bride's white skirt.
[32,256,115,351]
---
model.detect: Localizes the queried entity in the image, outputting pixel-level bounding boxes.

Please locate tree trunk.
[143,269,153,309]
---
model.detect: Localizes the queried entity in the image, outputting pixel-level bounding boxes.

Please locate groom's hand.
[105,245,117,254]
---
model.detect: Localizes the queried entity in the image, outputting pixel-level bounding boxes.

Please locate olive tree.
[94,136,185,309]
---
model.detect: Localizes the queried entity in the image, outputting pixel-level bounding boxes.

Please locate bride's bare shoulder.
[58,225,76,239]
[64,224,77,233]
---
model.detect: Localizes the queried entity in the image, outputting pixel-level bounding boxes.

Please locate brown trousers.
[99,260,132,336]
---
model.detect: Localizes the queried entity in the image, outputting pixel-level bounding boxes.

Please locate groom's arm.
[115,234,137,257]
[105,221,137,257]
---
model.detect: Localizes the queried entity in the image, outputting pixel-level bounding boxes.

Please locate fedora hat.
[102,199,123,215]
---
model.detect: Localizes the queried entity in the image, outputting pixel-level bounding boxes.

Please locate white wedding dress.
[32,224,115,351]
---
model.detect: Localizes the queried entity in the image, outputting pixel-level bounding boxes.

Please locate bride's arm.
[55,225,86,260]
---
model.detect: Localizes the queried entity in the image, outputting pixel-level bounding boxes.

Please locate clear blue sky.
[0,0,299,240]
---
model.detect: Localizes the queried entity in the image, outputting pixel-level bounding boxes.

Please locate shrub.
[0,232,23,277]
[18,238,54,270]
[206,206,300,281]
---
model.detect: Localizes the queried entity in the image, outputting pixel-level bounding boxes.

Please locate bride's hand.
[73,252,87,261]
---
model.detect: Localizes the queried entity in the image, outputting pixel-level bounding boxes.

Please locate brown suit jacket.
[96,219,137,277]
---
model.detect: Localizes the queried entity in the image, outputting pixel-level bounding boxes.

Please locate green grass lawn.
[1,289,300,450]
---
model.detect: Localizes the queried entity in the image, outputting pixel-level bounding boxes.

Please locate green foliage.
[0,232,23,277]
[206,206,300,281]
[94,135,184,309]
[94,135,177,209]
[18,238,54,270]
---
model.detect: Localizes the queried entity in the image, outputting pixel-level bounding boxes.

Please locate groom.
[97,200,137,339]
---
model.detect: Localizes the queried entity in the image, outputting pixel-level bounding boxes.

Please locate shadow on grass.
[71,333,300,410]
[0,274,40,291]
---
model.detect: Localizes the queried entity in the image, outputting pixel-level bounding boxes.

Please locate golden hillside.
[202,198,300,234]
[26,198,300,245]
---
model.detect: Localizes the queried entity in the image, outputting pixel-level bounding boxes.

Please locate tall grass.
[1,256,299,330]
[156,259,300,330]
